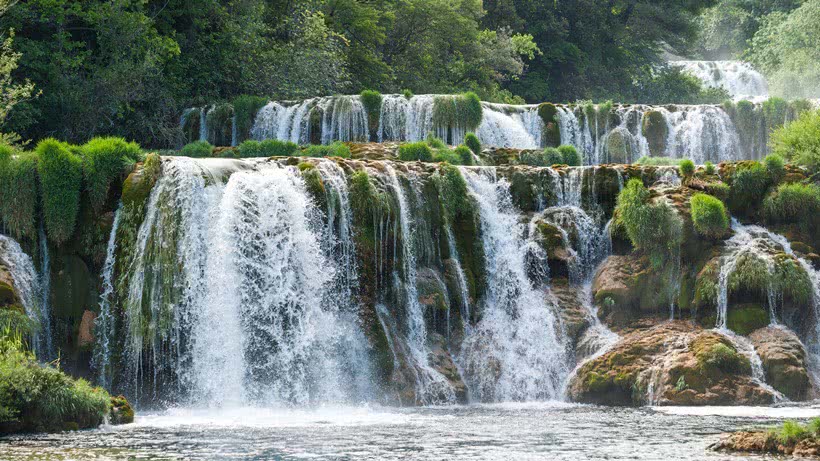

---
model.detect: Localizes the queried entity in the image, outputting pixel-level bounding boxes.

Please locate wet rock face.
[592,254,670,326]
[0,263,18,306]
[567,321,775,406]
[749,326,812,401]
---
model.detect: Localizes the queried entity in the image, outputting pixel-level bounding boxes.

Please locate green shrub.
[771,109,820,171]
[232,95,268,142]
[437,164,472,223]
[36,139,83,245]
[704,161,716,175]
[729,162,771,214]
[360,90,383,129]
[698,342,751,375]
[763,154,785,183]
[426,133,448,149]
[0,148,38,239]
[704,181,730,202]
[808,417,820,436]
[615,178,683,267]
[432,149,462,164]
[180,140,213,158]
[544,147,563,165]
[432,93,483,140]
[80,137,142,211]
[205,103,234,146]
[247,139,300,157]
[763,97,790,133]
[777,420,809,445]
[402,89,413,99]
[679,159,695,179]
[454,145,474,166]
[303,142,351,158]
[464,132,481,155]
[519,150,547,166]
[558,145,581,166]
[237,140,263,157]
[690,193,729,238]
[399,142,433,162]
[764,182,820,231]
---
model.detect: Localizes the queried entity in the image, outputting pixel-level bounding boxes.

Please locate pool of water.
[2,403,819,460]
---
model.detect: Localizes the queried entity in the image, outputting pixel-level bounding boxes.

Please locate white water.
[37,225,52,359]
[0,234,48,355]
[93,206,122,389]
[672,60,769,100]
[476,104,540,149]
[458,168,569,401]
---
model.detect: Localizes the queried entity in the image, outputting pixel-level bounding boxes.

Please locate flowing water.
[0,234,48,355]
[2,404,819,460]
[672,60,769,100]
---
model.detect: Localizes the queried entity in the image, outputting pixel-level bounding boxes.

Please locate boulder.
[641,110,668,157]
[78,310,96,348]
[568,321,775,406]
[749,326,811,400]
[109,395,134,425]
[605,127,634,164]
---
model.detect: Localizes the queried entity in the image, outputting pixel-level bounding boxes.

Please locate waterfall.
[476,104,540,148]
[444,228,471,328]
[199,107,208,142]
[0,234,47,355]
[117,157,373,407]
[664,106,742,163]
[458,168,569,401]
[37,226,52,359]
[92,206,122,390]
[321,96,369,144]
[672,61,769,100]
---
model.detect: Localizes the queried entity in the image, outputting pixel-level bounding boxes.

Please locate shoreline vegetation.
[712,419,820,457]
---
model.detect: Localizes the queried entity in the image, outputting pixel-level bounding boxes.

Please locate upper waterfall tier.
[670,61,769,101]
[182,94,811,164]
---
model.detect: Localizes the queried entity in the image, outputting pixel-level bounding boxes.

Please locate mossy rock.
[538,103,561,147]
[726,304,769,336]
[606,127,633,164]
[691,334,752,377]
[109,395,134,425]
[641,110,668,157]
[121,154,161,211]
[0,279,17,306]
[49,254,93,320]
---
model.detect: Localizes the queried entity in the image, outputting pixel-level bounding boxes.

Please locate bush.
[232,95,268,142]
[432,149,462,164]
[426,133,448,149]
[615,178,683,267]
[558,144,581,166]
[80,137,142,211]
[763,154,785,183]
[454,145,474,166]
[36,139,83,245]
[0,148,37,239]
[180,140,213,158]
[237,140,263,157]
[519,150,547,166]
[464,132,481,155]
[764,182,820,231]
[777,421,809,446]
[402,89,413,99]
[360,90,382,129]
[729,162,771,214]
[399,142,433,162]
[704,161,716,175]
[431,93,483,140]
[771,109,820,171]
[303,141,351,158]
[690,193,729,238]
[679,159,695,179]
[544,147,563,165]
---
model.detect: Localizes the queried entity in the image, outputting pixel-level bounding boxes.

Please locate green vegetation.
[361,90,383,138]
[544,147,563,165]
[615,178,683,267]
[558,145,581,166]
[695,341,751,375]
[398,142,433,162]
[679,159,695,180]
[771,419,818,446]
[704,161,716,175]
[303,142,351,158]
[180,141,213,158]
[426,134,448,150]
[432,149,462,164]
[454,145,475,166]
[464,133,481,155]
[764,182,820,232]
[0,148,38,239]
[635,156,683,166]
[232,95,268,143]
[238,139,300,158]
[770,110,820,171]
[431,93,483,141]
[729,162,771,215]
[80,137,142,211]
[36,139,83,245]
[763,154,785,183]
[726,305,769,336]
[690,193,729,238]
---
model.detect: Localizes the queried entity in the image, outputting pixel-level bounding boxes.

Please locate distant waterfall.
[0,234,49,357]
[458,168,570,401]
[116,157,372,407]
[672,60,769,100]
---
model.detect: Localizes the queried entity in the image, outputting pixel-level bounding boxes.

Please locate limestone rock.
[750,326,812,401]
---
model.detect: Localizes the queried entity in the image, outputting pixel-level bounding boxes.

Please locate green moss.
[398,142,433,162]
[121,153,161,211]
[206,103,234,146]
[36,139,83,245]
[727,305,769,336]
[606,128,633,164]
[432,148,461,164]
[728,253,770,299]
[558,144,581,166]
[773,254,813,307]
[0,151,38,239]
[454,145,475,166]
[704,182,730,202]
[538,103,560,147]
[694,339,751,376]
[464,133,481,155]
[519,150,548,166]
[635,156,681,166]
[690,193,729,239]
[80,137,142,211]
[232,95,268,143]
[763,97,790,135]
[108,395,134,425]
[301,167,326,210]
[180,140,213,158]
[360,90,383,140]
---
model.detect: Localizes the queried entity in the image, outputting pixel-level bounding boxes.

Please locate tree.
[0,0,37,145]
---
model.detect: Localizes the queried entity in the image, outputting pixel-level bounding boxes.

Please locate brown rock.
[78,310,96,348]
[750,326,812,400]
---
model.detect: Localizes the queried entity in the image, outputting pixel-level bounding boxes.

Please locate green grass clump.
[303,141,350,158]
[360,90,383,135]
[519,150,547,166]
[558,144,582,166]
[704,161,716,175]
[464,132,481,155]
[776,420,809,446]
[770,109,820,172]
[399,142,433,162]
[544,147,563,165]
[764,154,785,183]
[764,182,820,231]
[454,145,475,166]
[615,178,683,267]
[729,162,771,214]
[0,331,111,433]
[232,95,268,142]
[431,93,483,141]
[690,193,729,238]
[679,159,695,179]
[402,89,413,99]
[432,149,461,164]
[180,140,213,158]
[763,97,790,134]
[36,139,83,245]
[80,137,142,211]
[426,133,448,149]
[635,156,683,166]
[0,148,38,239]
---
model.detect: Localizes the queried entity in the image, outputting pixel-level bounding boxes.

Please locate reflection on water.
[2,404,819,460]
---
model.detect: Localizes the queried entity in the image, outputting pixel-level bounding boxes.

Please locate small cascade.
[0,235,46,355]
[320,96,369,144]
[672,60,769,100]
[717,328,785,401]
[199,107,208,142]
[92,206,122,390]
[444,227,471,328]
[476,104,540,149]
[458,168,569,402]
[665,106,742,163]
[37,226,52,359]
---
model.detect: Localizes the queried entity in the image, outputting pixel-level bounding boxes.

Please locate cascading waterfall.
[476,104,540,149]
[458,168,569,401]
[0,234,48,356]
[92,206,122,390]
[671,60,769,100]
[37,226,52,359]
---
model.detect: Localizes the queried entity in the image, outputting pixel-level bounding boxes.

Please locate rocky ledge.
[711,430,820,458]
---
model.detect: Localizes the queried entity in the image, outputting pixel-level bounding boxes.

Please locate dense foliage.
[764,182,820,231]
[36,139,83,245]
[80,137,142,211]
[616,179,683,267]
[690,193,730,238]
[770,110,820,171]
